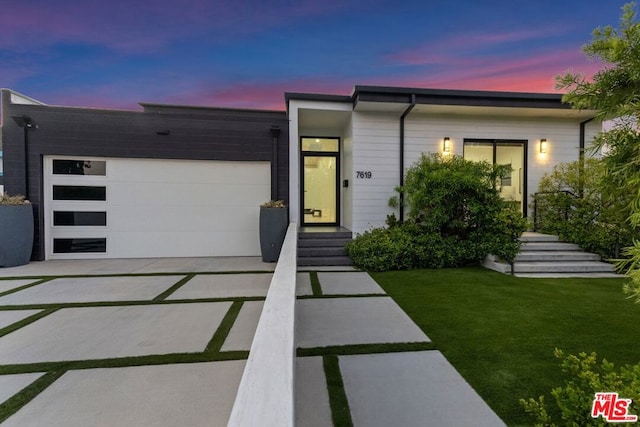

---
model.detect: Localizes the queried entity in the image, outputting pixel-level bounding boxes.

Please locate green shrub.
[347,154,526,271]
[345,225,416,271]
[533,158,636,259]
[520,349,640,426]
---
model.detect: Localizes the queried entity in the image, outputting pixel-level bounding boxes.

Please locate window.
[53,159,106,176]
[53,238,106,253]
[53,211,107,226]
[301,138,339,152]
[53,186,106,201]
[463,139,527,215]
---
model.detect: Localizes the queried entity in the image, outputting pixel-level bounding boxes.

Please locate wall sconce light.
[443,137,451,154]
[539,138,548,154]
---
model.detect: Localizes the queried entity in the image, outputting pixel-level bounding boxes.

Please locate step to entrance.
[297,228,352,267]
[484,232,624,278]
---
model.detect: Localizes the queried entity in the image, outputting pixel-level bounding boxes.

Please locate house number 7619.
[356,171,372,179]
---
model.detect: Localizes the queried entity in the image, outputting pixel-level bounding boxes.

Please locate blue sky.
[0,0,630,111]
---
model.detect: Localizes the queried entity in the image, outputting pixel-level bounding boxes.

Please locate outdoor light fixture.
[540,138,548,154]
[443,137,451,154]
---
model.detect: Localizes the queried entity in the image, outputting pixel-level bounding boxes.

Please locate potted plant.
[0,193,34,267]
[259,200,288,262]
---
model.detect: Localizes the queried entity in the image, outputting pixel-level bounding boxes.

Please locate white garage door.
[44,156,271,259]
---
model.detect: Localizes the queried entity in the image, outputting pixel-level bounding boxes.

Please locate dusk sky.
[0,0,630,111]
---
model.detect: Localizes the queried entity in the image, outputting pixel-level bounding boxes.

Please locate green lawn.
[372,267,639,426]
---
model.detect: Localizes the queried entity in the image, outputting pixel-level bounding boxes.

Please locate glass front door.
[301,137,340,225]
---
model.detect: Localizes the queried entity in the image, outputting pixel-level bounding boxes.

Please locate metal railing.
[532,190,578,232]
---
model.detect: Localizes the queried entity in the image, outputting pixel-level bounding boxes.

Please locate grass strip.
[0,296,265,311]
[309,271,323,296]
[153,274,195,301]
[0,369,66,423]
[297,342,435,357]
[0,270,274,282]
[297,293,387,300]
[323,355,353,427]
[0,308,59,339]
[0,278,53,298]
[0,350,250,376]
[205,300,244,353]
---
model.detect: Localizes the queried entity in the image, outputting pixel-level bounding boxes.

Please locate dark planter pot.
[0,204,34,267]
[259,207,288,262]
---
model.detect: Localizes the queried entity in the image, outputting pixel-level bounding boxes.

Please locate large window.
[464,139,527,215]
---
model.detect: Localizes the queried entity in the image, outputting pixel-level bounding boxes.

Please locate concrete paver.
[2,361,246,427]
[296,273,313,296]
[221,301,264,352]
[318,272,385,295]
[0,302,231,364]
[0,280,39,294]
[167,273,272,299]
[0,373,44,404]
[296,297,430,348]
[0,276,184,305]
[0,309,42,329]
[296,356,332,427]
[340,351,506,427]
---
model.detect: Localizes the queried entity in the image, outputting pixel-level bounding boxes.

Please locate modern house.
[0,86,599,261]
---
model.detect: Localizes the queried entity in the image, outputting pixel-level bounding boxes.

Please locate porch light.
[539,139,548,154]
[443,137,451,154]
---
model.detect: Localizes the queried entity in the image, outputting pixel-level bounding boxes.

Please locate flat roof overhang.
[353,86,598,119]
[286,86,598,121]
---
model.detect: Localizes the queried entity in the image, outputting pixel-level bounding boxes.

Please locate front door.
[301,138,340,225]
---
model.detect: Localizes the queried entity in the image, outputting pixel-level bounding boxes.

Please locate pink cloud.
[389,26,572,66]
[164,78,354,110]
[381,47,604,94]
[0,0,365,54]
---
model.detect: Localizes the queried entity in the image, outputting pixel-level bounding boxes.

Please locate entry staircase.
[297,227,352,267]
[485,232,622,278]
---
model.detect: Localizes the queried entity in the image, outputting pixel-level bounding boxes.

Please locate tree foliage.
[556,2,640,301]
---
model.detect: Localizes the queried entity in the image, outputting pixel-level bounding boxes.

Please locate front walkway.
[0,259,504,426]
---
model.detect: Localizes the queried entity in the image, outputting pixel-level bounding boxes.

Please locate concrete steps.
[297,229,352,267]
[486,232,622,278]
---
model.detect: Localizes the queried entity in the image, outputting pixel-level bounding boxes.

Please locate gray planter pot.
[259,207,288,262]
[0,204,34,267]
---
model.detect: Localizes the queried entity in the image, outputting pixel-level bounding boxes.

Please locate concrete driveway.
[0,257,273,426]
[0,258,505,426]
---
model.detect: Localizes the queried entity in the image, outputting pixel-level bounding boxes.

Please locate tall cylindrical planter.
[259,207,288,262]
[0,204,34,267]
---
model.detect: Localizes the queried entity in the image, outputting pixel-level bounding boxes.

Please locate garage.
[44,156,271,259]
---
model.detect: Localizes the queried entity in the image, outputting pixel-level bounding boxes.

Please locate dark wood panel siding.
[1,90,289,260]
